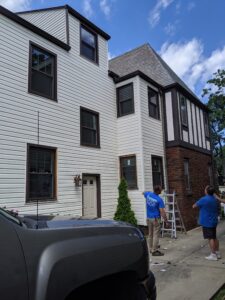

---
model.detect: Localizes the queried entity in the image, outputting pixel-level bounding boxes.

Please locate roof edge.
[17,4,111,41]
[164,83,208,111]
[0,5,70,51]
[111,70,162,89]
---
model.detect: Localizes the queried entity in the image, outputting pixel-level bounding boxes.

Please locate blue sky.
[1,0,225,101]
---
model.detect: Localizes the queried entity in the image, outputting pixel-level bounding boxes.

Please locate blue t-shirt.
[144,191,165,218]
[196,195,218,228]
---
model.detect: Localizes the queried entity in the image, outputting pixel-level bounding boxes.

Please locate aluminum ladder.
[161,192,186,238]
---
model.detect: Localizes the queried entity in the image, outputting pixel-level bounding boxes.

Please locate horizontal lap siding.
[0,14,118,218]
[116,77,144,224]
[140,78,166,224]
[19,9,67,43]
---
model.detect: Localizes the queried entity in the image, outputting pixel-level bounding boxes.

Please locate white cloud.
[187,2,196,11]
[164,22,176,36]
[148,0,174,28]
[83,0,93,18]
[0,0,30,11]
[108,51,115,60]
[159,39,225,92]
[100,0,111,18]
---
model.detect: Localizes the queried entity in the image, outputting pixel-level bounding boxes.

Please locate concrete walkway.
[150,220,225,300]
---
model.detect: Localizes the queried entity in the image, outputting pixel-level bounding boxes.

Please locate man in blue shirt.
[143,185,168,256]
[193,185,220,261]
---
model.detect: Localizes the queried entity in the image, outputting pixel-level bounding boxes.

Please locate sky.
[1,0,225,102]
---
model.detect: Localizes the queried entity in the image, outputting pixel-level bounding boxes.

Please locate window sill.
[185,191,193,197]
[127,187,138,190]
[26,198,57,204]
[80,54,99,66]
[80,143,101,149]
[28,89,57,102]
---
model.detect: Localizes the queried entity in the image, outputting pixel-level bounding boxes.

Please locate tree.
[114,178,137,226]
[202,69,225,179]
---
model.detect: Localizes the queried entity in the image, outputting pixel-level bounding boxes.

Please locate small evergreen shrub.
[114,178,137,226]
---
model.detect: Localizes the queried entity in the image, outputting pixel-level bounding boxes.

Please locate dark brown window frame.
[26,144,57,203]
[119,154,138,189]
[28,41,57,101]
[116,83,135,117]
[151,155,164,188]
[80,24,99,64]
[179,94,188,128]
[184,158,191,192]
[80,107,100,148]
[148,87,160,120]
[204,112,210,139]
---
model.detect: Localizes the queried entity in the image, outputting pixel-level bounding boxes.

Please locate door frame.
[82,173,101,218]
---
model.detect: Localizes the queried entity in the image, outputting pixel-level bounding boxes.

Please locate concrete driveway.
[150,220,225,300]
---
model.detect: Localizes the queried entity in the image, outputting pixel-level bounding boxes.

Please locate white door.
[83,176,97,218]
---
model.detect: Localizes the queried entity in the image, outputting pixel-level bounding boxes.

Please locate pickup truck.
[0,208,156,300]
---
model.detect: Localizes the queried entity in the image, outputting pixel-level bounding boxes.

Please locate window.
[29,43,56,100]
[80,107,100,147]
[152,156,164,188]
[27,145,56,201]
[120,155,137,189]
[208,164,213,185]
[80,25,98,63]
[180,95,188,127]
[148,87,160,119]
[184,159,191,191]
[117,83,134,117]
[204,113,210,138]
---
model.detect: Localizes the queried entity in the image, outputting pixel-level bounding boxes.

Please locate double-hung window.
[27,145,56,202]
[180,95,188,127]
[80,25,98,63]
[117,83,134,117]
[29,43,56,100]
[80,107,100,147]
[148,87,160,119]
[120,155,137,189]
[152,156,164,188]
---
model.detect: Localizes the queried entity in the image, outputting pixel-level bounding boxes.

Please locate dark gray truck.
[0,208,156,300]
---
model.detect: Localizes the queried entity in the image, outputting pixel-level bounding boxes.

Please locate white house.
[0,5,212,228]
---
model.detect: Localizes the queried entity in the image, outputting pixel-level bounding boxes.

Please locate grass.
[211,284,225,300]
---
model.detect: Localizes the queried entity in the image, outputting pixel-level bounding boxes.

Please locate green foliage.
[114,178,137,226]
[202,69,225,177]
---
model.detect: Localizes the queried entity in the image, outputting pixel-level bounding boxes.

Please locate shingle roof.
[109,43,197,99]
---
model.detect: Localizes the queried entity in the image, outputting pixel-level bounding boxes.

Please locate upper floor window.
[120,155,137,189]
[27,145,56,202]
[80,107,100,147]
[148,87,160,119]
[117,83,134,117]
[152,156,164,188]
[180,95,188,127]
[184,159,191,191]
[204,112,210,138]
[80,25,98,63]
[29,43,56,100]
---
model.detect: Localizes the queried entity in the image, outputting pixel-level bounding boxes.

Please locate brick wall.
[166,147,212,230]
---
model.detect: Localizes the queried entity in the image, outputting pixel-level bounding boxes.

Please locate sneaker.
[205,253,218,261]
[152,250,164,256]
[216,251,221,259]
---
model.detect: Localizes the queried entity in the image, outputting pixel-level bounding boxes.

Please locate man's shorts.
[202,226,217,239]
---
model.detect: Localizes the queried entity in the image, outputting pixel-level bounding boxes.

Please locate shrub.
[114,178,137,226]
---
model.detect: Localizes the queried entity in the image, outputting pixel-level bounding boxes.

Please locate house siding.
[0,13,118,218]
[139,78,166,224]
[18,8,68,44]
